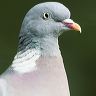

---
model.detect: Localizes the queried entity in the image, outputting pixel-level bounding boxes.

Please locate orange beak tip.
[72,23,81,34]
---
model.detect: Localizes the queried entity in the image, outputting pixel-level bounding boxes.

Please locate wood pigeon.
[0,2,81,96]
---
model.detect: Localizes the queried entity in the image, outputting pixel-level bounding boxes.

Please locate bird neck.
[11,34,62,74]
[18,34,61,56]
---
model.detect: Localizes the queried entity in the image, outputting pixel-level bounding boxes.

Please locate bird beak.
[62,19,81,33]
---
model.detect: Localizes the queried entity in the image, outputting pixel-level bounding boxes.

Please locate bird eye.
[43,13,49,19]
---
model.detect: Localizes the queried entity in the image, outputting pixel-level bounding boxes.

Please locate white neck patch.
[12,49,41,74]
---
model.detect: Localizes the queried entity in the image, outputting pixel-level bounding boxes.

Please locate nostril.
[63,19,74,23]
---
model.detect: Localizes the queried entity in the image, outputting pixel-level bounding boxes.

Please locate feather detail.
[12,49,41,74]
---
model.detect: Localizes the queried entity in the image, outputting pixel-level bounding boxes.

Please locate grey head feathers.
[18,2,71,55]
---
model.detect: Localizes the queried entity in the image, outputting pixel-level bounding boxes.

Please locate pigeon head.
[20,2,81,37]
[18,2,81,55]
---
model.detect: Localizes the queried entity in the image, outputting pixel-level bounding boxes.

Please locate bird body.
[0,2,81,96]
[1,56,70,96]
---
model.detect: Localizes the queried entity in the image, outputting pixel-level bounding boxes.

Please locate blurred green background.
[0,0,96,96]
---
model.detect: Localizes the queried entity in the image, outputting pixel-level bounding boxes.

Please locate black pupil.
[45,13,48,18]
